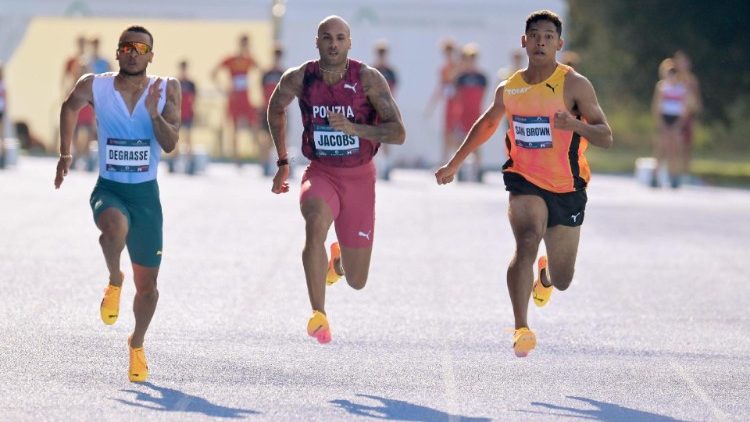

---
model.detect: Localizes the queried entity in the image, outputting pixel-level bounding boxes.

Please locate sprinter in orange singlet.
[435,10,612,357]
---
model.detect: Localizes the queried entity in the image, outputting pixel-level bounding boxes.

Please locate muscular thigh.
[126,194,163,268]
[91,185,130,230]
[300,165,340,220]
[508,193,548,242]
[334,168,375,249]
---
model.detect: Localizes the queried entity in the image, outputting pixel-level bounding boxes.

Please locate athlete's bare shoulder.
[66,73,95,104]
[497,78,509,92]
[359,63,383,83]
[564,68,596,94]
[76,73,96,88]
[359,62,379,78]
[360,63,388,92]
[487,82,506,113]
[276,62,308,96]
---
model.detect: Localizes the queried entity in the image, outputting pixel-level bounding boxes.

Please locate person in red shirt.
[267,15,405,345]
[62,35,96,171]
[212,34,261,166]
[61,35,87,94]
[426,38,462,166]
[259,43,285,176]
[454,43,487,181]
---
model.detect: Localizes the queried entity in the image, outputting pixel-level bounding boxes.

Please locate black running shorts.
[503,172,587,228]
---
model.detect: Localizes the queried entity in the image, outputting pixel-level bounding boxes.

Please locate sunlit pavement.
[1,157,748,421]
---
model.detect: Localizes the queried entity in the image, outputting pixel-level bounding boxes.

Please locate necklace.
[319,59,349,78]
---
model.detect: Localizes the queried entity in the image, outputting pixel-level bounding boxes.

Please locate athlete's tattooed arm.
[149,77,181,153]
[268,66,305,162]
[328,65,405,145]
[267,65,304,194]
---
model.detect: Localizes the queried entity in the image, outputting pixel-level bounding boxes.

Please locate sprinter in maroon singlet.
[267,15,405,344]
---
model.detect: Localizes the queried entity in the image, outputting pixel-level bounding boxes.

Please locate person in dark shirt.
[260,43,285,176]
[371,40,399,180]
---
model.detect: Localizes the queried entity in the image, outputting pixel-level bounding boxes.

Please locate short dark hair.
[122,25,154,47]
[525,10,562,36]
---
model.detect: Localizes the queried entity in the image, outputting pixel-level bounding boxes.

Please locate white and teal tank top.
[93,73,167,183]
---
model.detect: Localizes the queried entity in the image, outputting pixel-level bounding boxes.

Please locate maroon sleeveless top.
[298,59,380,167]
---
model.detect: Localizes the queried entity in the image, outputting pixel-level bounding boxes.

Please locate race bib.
[232,75,248,91]
[512,115,553,149]
[106,138,150,172]
[313,125,360,157]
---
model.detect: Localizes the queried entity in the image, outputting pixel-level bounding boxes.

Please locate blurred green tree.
[567,0,750,125]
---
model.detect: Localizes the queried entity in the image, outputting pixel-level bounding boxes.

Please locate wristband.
[276,158,289,167]
[60,154,73,159]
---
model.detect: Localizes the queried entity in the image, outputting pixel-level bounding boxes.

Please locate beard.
[119,67,147,77]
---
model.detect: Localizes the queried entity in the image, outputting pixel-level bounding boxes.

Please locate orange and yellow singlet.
[502,64,590,193]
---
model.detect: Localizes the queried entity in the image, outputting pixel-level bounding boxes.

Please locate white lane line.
[669,361,730,422]
[441,350,460,422]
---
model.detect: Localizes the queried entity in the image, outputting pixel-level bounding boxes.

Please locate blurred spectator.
[497,48,525,83]
[371,39,398,180]
[651,58,689,188]
[495,49,525,149]
[259,42,285,176]
[454,43,488,182]
[426,38,462,165]
[173,59,198,174]
[372,39,398,94]
[561,50,581,67]
[62,35,96,171]
[62,35,87,95]
[88,36,112,74]
[15,121,47,153]
[673,50,701,178]
[212,34,261,166]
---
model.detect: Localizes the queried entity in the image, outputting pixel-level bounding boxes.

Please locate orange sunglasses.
[117,42,152,55]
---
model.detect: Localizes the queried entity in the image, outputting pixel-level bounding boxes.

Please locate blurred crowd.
[1,34,702,188]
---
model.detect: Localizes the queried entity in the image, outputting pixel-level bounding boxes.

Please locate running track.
[1,157,748,421]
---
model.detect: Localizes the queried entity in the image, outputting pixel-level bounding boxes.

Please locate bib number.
[106,138,150,172]
[513,115,553,149]
[313,125,360,157]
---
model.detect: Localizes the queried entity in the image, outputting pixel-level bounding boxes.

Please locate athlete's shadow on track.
[520,396,684,421]
[115,382,259,418]
[331,393,491,421]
